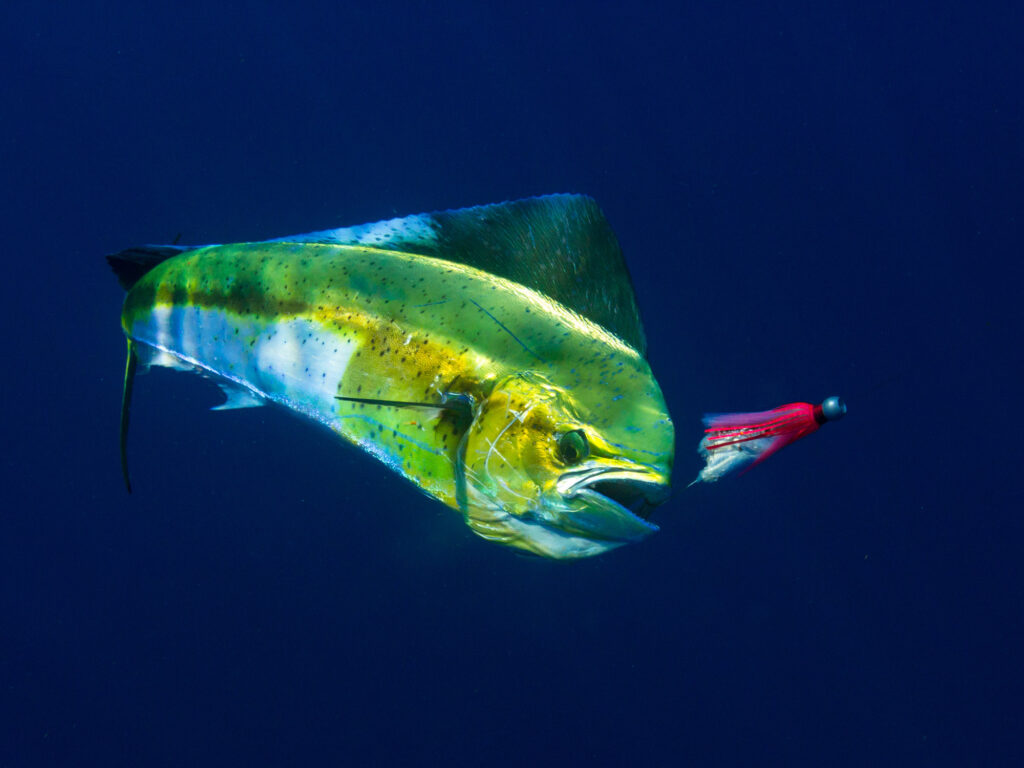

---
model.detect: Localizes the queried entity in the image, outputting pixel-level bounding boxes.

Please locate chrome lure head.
[459,372,674,558]
[819,396,847,421]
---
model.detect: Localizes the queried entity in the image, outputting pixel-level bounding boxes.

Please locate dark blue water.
[2,2,1020,765]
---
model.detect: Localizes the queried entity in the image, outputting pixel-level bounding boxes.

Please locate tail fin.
[106,245,192,291]
[120,339,138,493]
[108,243,195,490]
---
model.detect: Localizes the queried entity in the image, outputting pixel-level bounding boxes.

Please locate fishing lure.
[690,396,847,485]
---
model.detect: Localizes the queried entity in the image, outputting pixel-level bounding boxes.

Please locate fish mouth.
[584,476,670,521]
[557,469,670,542]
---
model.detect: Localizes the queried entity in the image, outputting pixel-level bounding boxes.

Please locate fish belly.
[125,299,461,505]
[130,305,356,428]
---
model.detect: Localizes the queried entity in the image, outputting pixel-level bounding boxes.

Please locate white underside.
[132,305,357,431]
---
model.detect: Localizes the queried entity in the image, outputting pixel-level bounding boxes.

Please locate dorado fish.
[109,195,675,558]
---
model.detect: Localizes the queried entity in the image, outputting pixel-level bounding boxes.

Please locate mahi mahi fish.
[109,194,675,558]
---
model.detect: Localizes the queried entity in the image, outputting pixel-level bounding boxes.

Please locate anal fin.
[212,382,265,410]
[135,344,194,373]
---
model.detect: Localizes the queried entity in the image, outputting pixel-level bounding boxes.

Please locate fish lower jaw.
[461,493,625,559]
[466,509,628,560]
[560,470,670,523]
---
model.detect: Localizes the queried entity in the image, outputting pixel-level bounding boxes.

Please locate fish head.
[460,371,674,558]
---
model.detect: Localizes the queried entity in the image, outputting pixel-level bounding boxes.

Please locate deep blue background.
[2,2,1020,765]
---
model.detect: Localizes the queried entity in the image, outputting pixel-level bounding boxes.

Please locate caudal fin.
[119,339,138,493]
[106,245,192,291]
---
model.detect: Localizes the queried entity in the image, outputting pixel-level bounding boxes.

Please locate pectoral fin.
[335,392,475,513]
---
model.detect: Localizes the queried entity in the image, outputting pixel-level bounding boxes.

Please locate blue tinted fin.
[270,195,647,354]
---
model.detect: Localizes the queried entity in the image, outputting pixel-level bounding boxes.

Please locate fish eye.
[558,429,589,464]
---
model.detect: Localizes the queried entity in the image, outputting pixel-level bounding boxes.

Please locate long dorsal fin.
[272,195,647,354]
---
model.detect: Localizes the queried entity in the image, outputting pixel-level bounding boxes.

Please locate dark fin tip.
[106,245,191,291]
